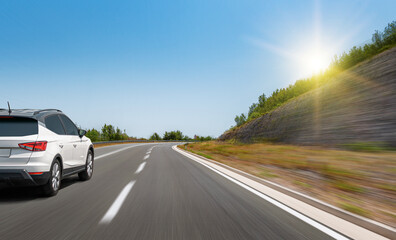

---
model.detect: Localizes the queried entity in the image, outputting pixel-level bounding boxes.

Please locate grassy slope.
[180,141,396,227]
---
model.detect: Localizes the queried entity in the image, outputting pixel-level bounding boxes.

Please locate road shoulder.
[173,145,394,240]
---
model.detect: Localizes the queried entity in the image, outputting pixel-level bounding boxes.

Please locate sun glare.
[301,48,331,75]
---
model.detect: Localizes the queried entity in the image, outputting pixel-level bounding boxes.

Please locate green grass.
[190,150,214,160]
[382,211,396,221]
[389,168,396,174]
[322,165,362,179]
[340,202,369,217]
[340,142,395,152]
[377,183,396,192]
[259,169,278,178]
[332,181,365,193]
[293,180,312,188]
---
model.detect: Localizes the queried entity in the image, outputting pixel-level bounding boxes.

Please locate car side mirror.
[79,129,87,138]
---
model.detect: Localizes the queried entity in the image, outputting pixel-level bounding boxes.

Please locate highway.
[0,143,349,239]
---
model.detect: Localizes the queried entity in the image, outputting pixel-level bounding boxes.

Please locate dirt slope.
[220,47,396,146]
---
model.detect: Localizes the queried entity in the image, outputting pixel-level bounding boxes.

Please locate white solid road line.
[172,145,352,240]
[143,154,150,160]
[99,181,136,224]
[135,162,146,174]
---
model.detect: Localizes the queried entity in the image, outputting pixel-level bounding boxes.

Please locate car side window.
[45,115,66,135]
[59,115,79,136]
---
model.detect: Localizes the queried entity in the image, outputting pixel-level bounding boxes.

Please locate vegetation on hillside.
[233,21,396,128]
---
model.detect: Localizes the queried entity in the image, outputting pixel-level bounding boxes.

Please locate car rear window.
[0,117,38,136]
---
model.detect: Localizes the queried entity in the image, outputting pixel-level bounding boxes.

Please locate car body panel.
[0,135,37,165]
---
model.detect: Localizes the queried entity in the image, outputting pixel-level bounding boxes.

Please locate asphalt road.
[0,143,334,240]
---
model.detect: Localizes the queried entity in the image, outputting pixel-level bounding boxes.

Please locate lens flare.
[300,48,331,75]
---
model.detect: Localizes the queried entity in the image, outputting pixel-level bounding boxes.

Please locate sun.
[300,48,331,75]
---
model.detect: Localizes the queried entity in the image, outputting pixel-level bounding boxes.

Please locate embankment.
[220,47,396,146]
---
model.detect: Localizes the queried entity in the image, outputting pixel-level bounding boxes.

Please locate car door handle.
[73,144,77,148]
[59,144,64,148]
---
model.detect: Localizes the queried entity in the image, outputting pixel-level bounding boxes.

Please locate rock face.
[220,47,396,146]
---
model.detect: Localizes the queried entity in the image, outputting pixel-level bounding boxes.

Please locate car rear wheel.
[79,150,93,181]
[42,159,61,197]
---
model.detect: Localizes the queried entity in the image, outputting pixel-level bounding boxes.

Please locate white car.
[0,109,94,196]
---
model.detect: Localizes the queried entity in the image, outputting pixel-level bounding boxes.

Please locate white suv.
[0,109,94,196]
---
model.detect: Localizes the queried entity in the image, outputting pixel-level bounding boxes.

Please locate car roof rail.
[33,109,62,115]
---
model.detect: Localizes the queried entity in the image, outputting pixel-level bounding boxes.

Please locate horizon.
[1,0,395,138]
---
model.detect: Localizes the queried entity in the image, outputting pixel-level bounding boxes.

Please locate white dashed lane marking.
[135,162,146,174]
[99,181,136,224]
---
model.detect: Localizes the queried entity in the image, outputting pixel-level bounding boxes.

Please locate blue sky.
[0,0,395,138]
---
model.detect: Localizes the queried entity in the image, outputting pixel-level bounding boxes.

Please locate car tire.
[79,150,93,181]
[42,159,61,197]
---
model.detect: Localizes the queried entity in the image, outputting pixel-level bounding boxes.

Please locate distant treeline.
[234,21,396,128]
[86,124,129,142]
[85,126,214,142]
[150,130,215,141]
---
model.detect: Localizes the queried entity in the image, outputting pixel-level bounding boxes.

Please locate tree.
[383,21,396,46]
[84,124,129,141]
[163,130,184,140]
[372,30,383,48]
[101,124,115,141]
[194,135,214,141]
[113,127,128,140]
[122,129,129,140]
[85,128,100,142]
[258,93,266,106]
[149,132,162,140]
[234,113,246,127]
[248,103,258,118]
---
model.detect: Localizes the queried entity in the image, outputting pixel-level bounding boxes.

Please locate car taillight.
[18,141,47,151]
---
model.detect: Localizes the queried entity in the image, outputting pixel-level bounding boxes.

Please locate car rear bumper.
[0,169,50,186]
